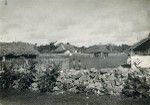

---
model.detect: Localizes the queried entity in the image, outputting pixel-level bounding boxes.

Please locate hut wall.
[131,55,150,69]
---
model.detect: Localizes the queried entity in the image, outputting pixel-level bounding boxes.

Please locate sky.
[0,0,150,46]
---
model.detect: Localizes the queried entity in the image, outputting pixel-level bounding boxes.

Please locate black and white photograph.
[0,0,150,105]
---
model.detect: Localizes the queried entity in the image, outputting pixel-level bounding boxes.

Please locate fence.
[0,54,70,72]
[37,55,70,71]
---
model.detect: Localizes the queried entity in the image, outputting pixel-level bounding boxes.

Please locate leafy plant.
[122,70,150,98]
[17,61,37,91]
[0,63,19,90]
[0,61,38,92]
[38,63,61,93]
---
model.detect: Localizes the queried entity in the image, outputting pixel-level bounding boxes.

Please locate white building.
[129,34,150,69]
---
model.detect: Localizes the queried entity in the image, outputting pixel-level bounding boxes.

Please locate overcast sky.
[0,0,150,46]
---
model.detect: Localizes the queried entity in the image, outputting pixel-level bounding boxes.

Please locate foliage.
[0,61,37,91]
[14,61,38,91]
[37,42,57,53]
[56,68,130,95]
[17,73,36,91]
[106,44,130,53]
[122,69,150,98]
[38,63,61,93]
[0,63,19,90]
[0,60,61,93]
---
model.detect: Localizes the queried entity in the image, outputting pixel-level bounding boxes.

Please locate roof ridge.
[129,34,150,50]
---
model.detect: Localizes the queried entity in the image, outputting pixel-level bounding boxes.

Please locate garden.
[0,61,150,105]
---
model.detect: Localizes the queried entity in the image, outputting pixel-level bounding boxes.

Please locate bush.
[0,63,19,90]
[16,61,37,91]
[0,61,37,91]
[122,69,150,98]
[0,61,61,93]
[38,63,61,93]
[17,73,35,91]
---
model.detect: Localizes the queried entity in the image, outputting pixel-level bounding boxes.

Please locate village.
[0,33,150,90]
[0,0,150,104]
[0,39,129,71]
[0,34,150,70]
[0,33,150,105]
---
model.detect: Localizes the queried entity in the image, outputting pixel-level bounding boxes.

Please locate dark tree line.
[37,42,58,53]
[106,44,130,53]
[37,41,130,54]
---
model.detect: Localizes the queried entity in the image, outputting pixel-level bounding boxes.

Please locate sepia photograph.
[0,0,150,105]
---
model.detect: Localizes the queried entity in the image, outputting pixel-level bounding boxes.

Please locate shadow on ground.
[0,90,150,105]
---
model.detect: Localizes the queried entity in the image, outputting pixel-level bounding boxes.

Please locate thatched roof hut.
[84,45,109,57]
[129,35,150,55]
[53,43,77,53]
[84,45,109,54]
[128,34,150,69]
[0,42,39,59]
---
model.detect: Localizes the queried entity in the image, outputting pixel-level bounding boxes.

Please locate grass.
[69,53,128,70]
[0,91,150,105]
[0,53,128,71]
[37,53,128,70]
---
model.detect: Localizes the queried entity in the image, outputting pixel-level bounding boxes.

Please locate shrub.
[76,84,87,93]
[122,69,150,98]
[38,63,61,93]
[15,61,38,91]
[0,63,19,90]
[0,61,38,91]
[17,73,35,91]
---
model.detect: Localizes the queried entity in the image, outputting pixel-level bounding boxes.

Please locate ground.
[0,91,150,105]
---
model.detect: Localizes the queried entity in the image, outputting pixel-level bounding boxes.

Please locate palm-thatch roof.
[0,42,39,57]
[53,43,77,53]
[129,34,150,52]
[84,45,109,54]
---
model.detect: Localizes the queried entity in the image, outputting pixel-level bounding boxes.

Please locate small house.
[53,43,77,56]
[84,45,109,57]
[0,42,39,62]
[129,34,150,69]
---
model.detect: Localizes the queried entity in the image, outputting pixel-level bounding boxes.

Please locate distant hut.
[53,43,77,56]
[129,34,150,69]
[0,42,39,61]
[84,45,109,57]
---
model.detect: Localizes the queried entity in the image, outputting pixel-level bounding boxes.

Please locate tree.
[37,42,57,53]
